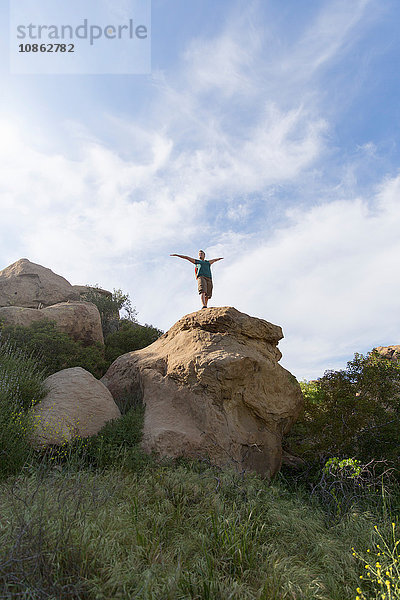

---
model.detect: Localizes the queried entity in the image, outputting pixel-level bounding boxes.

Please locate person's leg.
[198,277,207,308]
[205,279,212,307]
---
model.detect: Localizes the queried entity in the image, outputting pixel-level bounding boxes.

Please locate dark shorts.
[197,276,213,298]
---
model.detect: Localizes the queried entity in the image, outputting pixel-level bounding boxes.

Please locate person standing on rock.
[170,250,224,309]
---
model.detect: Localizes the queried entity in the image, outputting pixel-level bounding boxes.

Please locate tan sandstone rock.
[72,285,112,299]
[30,367,121,447]
[374,345,400,360]
[0,259,81,308]
[101,306,303,478]
[0,301,104,345]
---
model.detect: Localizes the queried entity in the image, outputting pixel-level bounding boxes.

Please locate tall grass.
[1,457,397,600]
[0,336,47,410]
[0,336,47,479]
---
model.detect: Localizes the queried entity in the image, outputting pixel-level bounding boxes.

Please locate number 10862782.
[18,43,75,52]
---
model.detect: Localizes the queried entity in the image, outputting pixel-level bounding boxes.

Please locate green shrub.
[46,400,151,474]
[105,319,163,363]
[0,389,32,480]
[0,320,108,378]
[81,287,163,363]
[82,286,137,336]
[0,337,46,479]
[286,351,400,465]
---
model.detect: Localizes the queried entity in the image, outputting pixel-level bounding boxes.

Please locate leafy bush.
[0,320,108,378]
[81,287,163,363]
[82,286,137,336]
[286,351,400,464]
[0,337,46,479]
[105,319,163,363]
[311,458,397,519]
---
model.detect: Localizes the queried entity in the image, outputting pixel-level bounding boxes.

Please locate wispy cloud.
[216,173,400,378]
[0,0,395,379]
[284,0,374,75]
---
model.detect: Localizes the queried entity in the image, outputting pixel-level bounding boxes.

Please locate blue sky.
[1,0,400,379]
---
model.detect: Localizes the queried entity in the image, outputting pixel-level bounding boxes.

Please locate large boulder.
[29,367,121,447]
[0,301,104,345]
[101,306,303,478]
[0,259,81,308]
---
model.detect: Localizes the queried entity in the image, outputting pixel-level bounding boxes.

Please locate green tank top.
[195,259,212,279]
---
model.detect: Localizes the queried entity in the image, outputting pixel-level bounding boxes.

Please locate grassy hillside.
[0,331,399,599]
[1,443,399,599]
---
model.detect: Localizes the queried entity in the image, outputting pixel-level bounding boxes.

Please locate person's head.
[198,250,205,260]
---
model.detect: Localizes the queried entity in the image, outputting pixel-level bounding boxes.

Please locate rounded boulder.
[30,367,121,447]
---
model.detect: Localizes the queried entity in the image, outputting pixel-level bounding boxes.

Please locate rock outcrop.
[73,285,112,299]
[0,258,112,309]
[29,367,121,447]
[0,301,104,345]
[102,307,303,478]
[374,345,400,360]
[0,259,81,308]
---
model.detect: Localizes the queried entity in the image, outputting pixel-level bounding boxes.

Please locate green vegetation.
[105,319,163,363]
[0,291,163,377]
[82,285,138,336]
[1,326,400,598]
[0,320,107,378]
[0,337,46,478]
[286,351,400,465]
[352,523,400,600]
[0,448,399,599]
[82,285,164,362]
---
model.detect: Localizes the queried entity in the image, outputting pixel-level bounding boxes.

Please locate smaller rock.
[0,301,104,345]
[73,285,112,299]
[29,367,121,447]
[43,302,104,345]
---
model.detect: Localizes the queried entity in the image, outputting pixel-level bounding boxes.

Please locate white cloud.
[0,0,394,380]
[216,173,400,379]
[182,31,260,99]
[286,0,373,75]
[0,4,329,277]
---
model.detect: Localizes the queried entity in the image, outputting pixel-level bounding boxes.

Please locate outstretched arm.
[209,257,224,265]
[170,254,196,264]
